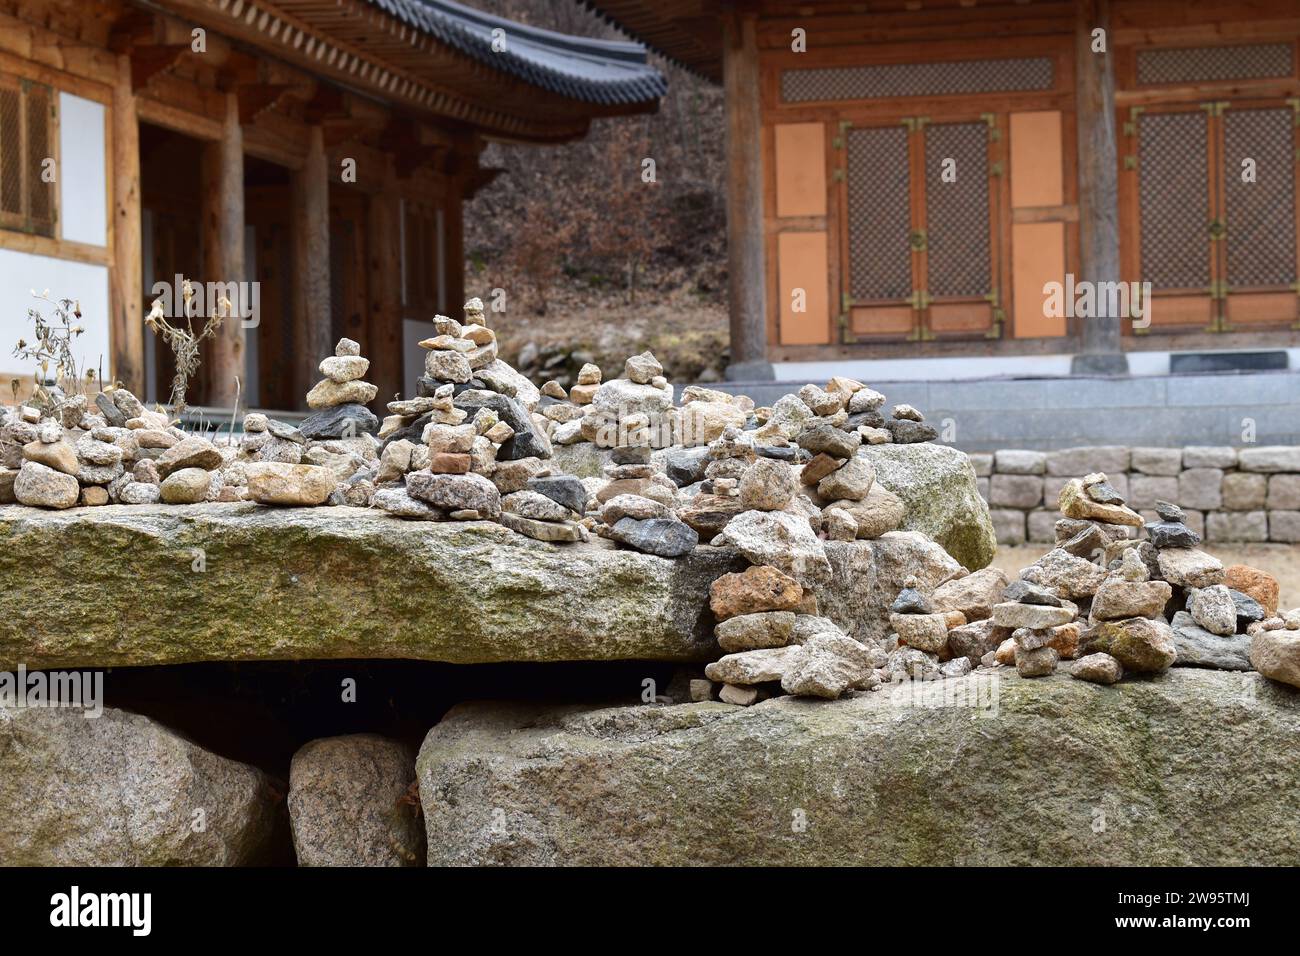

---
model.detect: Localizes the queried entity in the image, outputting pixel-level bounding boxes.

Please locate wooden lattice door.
[1129,100,1299,332]
[839,116,1002,342]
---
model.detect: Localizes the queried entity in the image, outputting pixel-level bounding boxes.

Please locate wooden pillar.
[366,172,402,406]
[291,125,332,405]
[200,90,246,407]
[445,190,465,317]
[722,12,772,381]
[109,55,144,395]
[1072,0,1128,374]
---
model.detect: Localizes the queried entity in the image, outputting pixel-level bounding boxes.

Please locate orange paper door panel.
[777,231,831,345]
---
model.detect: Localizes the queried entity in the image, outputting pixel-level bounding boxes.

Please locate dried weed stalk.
[145,279,230,418]
[11,290,95,415]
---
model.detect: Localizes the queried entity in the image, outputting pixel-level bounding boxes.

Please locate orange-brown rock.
[1225,564,1279,617]
[429,452,472,474]
[1047,622,1081,659]
[709,565,804,621]
[800,453,842,486]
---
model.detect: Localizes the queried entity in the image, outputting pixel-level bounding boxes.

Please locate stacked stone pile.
[0,384,247,509]
[700,564,884,705]
[594,446,698,557]
[974,444,1300,545]
[303,337,379,435]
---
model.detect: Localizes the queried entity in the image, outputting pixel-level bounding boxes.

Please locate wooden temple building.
[588,0,1300,381]
[0,0,665,410]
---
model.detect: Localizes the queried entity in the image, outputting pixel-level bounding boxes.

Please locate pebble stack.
[701,563,883,705]
[304,337,380,427]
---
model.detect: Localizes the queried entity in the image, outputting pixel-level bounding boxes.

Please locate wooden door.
[329,188,369,349]
[1219,102,1299,329]
[1127,99,1300,333]
[839,116,1001,341]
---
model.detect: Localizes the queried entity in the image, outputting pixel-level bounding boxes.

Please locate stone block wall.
[970,445,1300,545]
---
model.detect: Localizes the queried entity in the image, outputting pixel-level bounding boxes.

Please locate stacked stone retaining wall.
[970,445,1300,545]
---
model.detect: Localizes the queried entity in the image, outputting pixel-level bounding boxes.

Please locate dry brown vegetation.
[465,0,728,382]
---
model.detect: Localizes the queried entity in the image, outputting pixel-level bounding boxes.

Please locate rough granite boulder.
[288,734,425,867]
[860,442,995,570]
[0,706,277,865]
[417,669,1300,866]
[0,503,937,666]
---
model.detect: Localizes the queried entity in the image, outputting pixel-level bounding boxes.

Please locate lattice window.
[846,126,912,301]
[1136,44,1294,86]
[924,122,991,298]
[1138,111,1210,290]
[782,57,1052,103]
[1223,107,1296,289]
[0,74,56,237]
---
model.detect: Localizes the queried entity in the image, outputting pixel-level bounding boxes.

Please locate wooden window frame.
[0,71,58,239]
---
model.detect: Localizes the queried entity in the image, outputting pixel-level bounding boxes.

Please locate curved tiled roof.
[366,0,668,106]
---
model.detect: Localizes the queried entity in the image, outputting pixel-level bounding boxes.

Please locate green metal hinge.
[832,168,845,182]
[909,290,932,310]
[980,112,1000,141]
[985,307,1005,339]
[909,229,927,252]
[837,312,857,344]
[832,120,852,149]
[901,117,930,132]
[1208,218,1226,241]
[841,291,851,311]
[1123,155,1137,170]
[984,286,1000,306]
[1123,107,1144,136]
[1201,101,1228,116]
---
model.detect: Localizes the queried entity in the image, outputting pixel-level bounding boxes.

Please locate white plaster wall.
[0,249,110,383]
[57,92,107,247]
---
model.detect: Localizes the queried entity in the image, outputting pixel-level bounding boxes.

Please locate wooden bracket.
[130,45,191,91]
[237,84,297,125]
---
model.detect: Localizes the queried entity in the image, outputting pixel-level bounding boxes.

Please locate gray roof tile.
[366,0,667,105]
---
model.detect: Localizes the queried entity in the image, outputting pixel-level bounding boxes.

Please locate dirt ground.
[992,543,1300,612]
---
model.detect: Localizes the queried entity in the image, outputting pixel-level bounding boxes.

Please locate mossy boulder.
[417,668,1300,865]
[862,442,996,570]
[0,504,954,668]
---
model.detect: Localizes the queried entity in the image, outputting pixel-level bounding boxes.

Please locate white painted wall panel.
[0,249,111,382]
[58,92,107,247]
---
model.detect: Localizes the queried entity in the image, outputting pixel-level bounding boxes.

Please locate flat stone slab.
[0,505,954,669]
[417,669,1300,865]
[0,503,741,668]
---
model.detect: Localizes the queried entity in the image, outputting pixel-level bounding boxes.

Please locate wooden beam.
[201,90,246,408]
[291,125,332,406]
[110,54,144,395]
[366,173,403,407]
[130,44,190,92]
[722,13,771,380]
[1072,0,1127,373]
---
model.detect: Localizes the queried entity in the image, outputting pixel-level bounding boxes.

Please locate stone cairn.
[8,302,1300,698]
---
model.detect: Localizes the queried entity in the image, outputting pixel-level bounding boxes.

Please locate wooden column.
[1072,0,1128,374]
[291,125,332,405]
[366,171,403,406]
[109,54,144,395]
[722,12,772,381]
[444,191,465,316]
[200,90,246,407]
